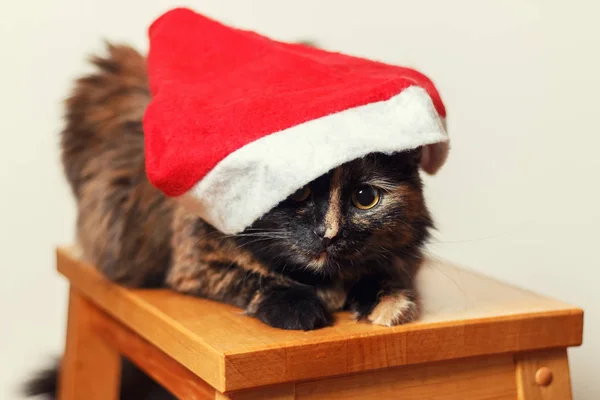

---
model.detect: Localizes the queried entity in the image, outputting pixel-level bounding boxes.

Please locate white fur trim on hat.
[180,85,448,234]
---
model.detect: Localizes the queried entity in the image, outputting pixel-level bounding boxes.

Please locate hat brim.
[179,85,448,234]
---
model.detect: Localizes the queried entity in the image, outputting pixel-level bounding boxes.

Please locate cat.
[24,42,433,398]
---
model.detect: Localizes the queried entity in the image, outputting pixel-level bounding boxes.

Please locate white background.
[1,0,598,398]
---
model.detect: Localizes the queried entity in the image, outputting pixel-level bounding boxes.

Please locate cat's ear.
[420,142,449,175]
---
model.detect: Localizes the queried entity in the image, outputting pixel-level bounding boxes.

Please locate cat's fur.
[24,43,433,398]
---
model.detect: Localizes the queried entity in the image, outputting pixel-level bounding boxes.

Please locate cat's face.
[237,150,432,277]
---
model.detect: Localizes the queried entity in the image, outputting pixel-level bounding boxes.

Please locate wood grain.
[216,384,295,400]
[57,247,224,390]
[57,288,121,400]
[216,354,516,399]
[295,354,517,400]
[516,348,573,400]
[92,297,216,400]
[56,246,583,392]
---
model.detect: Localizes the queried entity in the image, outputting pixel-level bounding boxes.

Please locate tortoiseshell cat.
[68,44,432,329]
[25,43,434,398]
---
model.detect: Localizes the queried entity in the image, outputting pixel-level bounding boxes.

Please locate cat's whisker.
[395,218,422,236]
[280,262,289,275]
[191,228,232,245]
[242,227,288,233]
[232,233,290,239]
[234,238,286,252]
[234,238,277,250]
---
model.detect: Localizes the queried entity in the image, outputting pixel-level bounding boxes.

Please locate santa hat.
[143,8,450,234]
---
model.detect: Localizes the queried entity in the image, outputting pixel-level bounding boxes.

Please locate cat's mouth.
[307,251,328,269]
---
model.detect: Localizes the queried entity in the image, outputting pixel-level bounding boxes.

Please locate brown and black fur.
[24,42,433,398]
[59,43,433,331]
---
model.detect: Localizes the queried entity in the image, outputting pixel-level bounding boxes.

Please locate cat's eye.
[290,185,311,202]
[351,186,380,210]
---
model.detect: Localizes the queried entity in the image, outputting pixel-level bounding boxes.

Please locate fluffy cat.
[24,42,433,398]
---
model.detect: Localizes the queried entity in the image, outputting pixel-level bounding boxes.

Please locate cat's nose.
[321,236,333,248]
[315,227,336,248]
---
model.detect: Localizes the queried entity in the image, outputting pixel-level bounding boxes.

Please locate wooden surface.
[92,293,216,399]
[220,354,517,400]
[58,288,121,400]
[216,384,295,400]
[516,349,573,400]
[57,247,583,392]
[56,288,573,399]
[294,354,517,400]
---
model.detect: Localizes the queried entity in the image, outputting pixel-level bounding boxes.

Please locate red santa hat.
[143,8,450,234]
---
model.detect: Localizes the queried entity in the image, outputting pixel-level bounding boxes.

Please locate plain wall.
[1,0,598,398]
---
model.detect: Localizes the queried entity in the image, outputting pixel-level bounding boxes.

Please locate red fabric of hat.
[143,7,449,234]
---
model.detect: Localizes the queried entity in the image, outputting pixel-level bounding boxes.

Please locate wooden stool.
[56,247,583,399]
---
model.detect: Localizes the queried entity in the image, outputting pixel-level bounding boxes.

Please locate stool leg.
[515,348,573,400]
[58,288,121,400]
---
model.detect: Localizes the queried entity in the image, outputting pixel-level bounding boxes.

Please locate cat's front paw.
[248,285,333,331]
[367,290,419,327]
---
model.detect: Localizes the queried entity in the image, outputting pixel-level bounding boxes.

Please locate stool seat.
[56,246,583,399]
